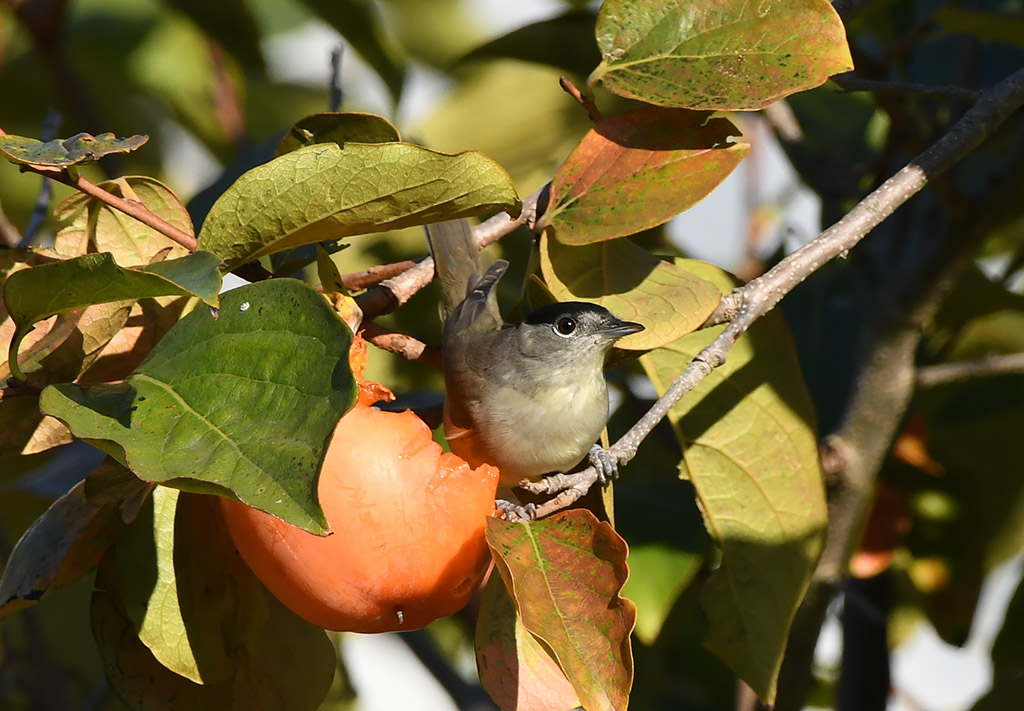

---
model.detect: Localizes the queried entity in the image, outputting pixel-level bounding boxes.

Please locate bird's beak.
[604,319,645,339]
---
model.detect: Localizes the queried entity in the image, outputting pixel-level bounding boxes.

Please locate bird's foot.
[588,445,620,485]
[495,499,536,522]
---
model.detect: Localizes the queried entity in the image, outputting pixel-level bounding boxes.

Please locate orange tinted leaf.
[589,0,852,110]
[486,510,635,711]
[540,107,747,245]
[476,573,581,711]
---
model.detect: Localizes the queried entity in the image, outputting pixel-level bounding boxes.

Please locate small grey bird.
[426,219,643,488]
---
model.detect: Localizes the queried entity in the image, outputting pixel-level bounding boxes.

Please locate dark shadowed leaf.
[275,112,401,157]
[39,279,357,534]
[476,573,581,711]
[165,0,266,69]
[589,0,852,110]
[935,7,1024,49]
[486,510,635,711]
[92,491,335,710]
[300,0,405,101]
[540,235,721,350]
[84,458,155,524]
[4,251,221,381]
[462,10,601,78]
[0,481,121,619]
[639,260,826,703]
[198,142,520,269]
[910,294,1024,644]
[0,132,149,167]
[538,107,747,244]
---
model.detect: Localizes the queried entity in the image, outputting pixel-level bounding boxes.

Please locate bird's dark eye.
[554,316,577,336]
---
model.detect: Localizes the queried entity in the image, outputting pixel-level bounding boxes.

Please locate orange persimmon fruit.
[220,335,499,633]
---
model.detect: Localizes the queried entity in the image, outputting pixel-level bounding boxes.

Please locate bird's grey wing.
[426,218,505,335]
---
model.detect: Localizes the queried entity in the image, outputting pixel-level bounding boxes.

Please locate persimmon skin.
[221,402,499,633]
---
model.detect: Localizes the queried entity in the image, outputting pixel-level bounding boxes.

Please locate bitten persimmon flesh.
[221,400,499,633]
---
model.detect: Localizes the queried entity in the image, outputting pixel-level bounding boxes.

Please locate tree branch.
[520,65,1024,517]
[916,352,1024,387]
[361,321,441,369]
[831,72,981,103]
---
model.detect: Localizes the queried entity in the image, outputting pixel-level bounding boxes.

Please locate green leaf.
[475,572,581,711]
[934,7,1024,49]
[4,251,222,381]
[538,107,748,244]
[0,132,149,167]
[165,0,266,69]
[274,112,401,157]
[486,510,636,711]
[92,491,335,710]
[540,236,721,350]
[198,142,521,269]
[39,279,356,534]
[461,10,601,78]
[589,0,853,110]
[0,480,121,619]
[639,260,826,703]
[300,0,405,101]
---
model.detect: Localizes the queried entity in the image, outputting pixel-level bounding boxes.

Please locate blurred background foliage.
[2,0,1024,710]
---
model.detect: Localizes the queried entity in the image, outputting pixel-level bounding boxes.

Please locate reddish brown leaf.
[486,510,636,711]
[539,106,747,245]
[476,573,581,711]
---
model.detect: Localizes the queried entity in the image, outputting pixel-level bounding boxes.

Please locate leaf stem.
[11,159,199,253]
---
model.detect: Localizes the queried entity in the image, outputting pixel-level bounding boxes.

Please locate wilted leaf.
[639,260,826,703]
[0,481,121,619]
[92,492,335,710]
[462,10,601,78]
[538,107,748,244]
[4,251,221,380]
[540,236,721,350]
[476,573,581,711]
[300,0,405,101]
[0,132,148,167]
[84,458,154,524]
[198,142,520,269]
[53,176,195,267]
[80,296,188,384]
[40,279,356,534]
[275,112,401,157]
[589,0,853,110]
[486,510,635,711]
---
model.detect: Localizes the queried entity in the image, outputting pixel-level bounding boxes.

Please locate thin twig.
[361,321,441,369]
[832,72,981,103]
[329,46,344,112]
[916,352,1024,387]
[559,76,602,122]
[520,65,1024,517]
[343,259,418,291]
[0,197,21,246]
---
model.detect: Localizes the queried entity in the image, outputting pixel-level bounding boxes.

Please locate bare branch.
[361,321,441,369]
[522,65,1024,517]
[917,352,1024,387]
[831,72,981,103]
